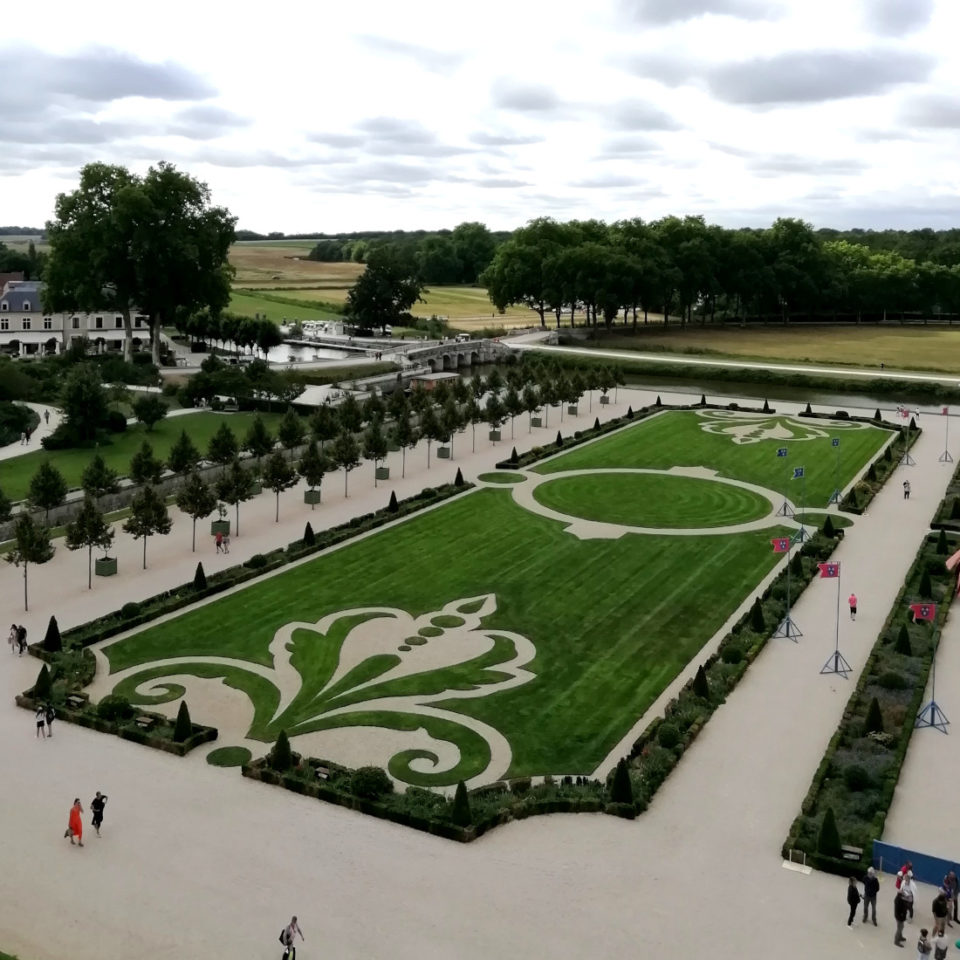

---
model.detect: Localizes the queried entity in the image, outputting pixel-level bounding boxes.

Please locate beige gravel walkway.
[0,389,950,960]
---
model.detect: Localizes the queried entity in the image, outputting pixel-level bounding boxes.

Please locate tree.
[344,244,424,333]
[0,486,11,523]
[277,407,306,451]
[206,422,239,469]
[463,396,481,452]
[65,496,115,588]
[816,806,841,858]
[391,411,416,478]
[243,415,275,468]
[298,440,328,508]
[303,522,316,545]
[5,514,55,610]
[131,394,169,432]
[919,569,933,598]
[864,696,884,734]
[610,758,634,805]
[309,404,339,450]
[261,451,297,522]
[363,418,389,486]
[28,462,68,525]
[451,780,473,827]
[895,624,912,655]
[451,221,496,283]
[42,615,62,654]
[254,319,282,360]
[387,491,399,513]
[175,471,218,551]
[485,368,504,396]
[330,429,361,497]
[750,597,765,632]
[504,385,524,440]
[362,391,385,426]
[485,394,505,439]
[173,701,192,743]
[123,485,172,569]
[81,454,121,504]
[167,430,202,476]
[193,561,207,591]
[692,664,710,699]
[216,457,256,534]
[34,663,53,700]
[129,440,164,486]
[440,398,462,460]
[338,394,363,433]
[419,404,443,468]
[521,384,539,432]
[271,729,292,771]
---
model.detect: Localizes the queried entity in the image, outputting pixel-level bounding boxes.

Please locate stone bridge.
[400,338,511,371]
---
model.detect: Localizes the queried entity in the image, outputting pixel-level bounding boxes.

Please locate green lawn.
[536,411,890,507]
[229,290,343,323]
[533,472,770,527]
[0,412,282,502]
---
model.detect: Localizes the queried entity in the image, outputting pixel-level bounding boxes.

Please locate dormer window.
[1,302,7,311]
[22,301,30,311]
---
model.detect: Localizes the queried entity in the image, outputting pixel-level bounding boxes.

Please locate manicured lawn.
[535,411,890,507]
[533,472,771,527]
[228,291,343,323]
[104,488,791,784]
[478,472,526,484]
[0,411,282,502]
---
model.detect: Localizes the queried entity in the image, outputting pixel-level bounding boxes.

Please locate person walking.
[64,798,84,847]
[44,703,55,738]
[932,890,949,937]
[847,876,862,927]
[35,704,46,739]
[918,928,933,957]
[902,871,918,922]
[43,410,49,425]
[895,890,909,947]
[848,593,858,621]
[17,624,27,656]
[280,916,304,959]
[222,535,230,555]
[90,792,108,837]
[8,623,17,654]
[19,431,25,445]
[215,531,223,554]
[904,480,912,500]
[862,866,879,925]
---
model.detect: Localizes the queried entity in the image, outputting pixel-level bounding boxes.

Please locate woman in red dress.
[65,798,84,847]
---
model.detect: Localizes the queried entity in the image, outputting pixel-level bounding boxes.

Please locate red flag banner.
[818,562,840,578]
[771,537,791,553]
[909,603,937,622]
[943,407,949,416]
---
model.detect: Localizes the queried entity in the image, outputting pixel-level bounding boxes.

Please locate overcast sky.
[1,0,958,234]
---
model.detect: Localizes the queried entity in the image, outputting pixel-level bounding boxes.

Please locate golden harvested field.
[592,325,960,374]
[229,242,363,288]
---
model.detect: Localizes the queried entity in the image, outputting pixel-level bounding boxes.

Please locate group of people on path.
[34,702,55,738]
[7,623,27,656]
[15,411,51,446]
[846,861,959,956]
[214,531,231,554]
[63,792,108,848]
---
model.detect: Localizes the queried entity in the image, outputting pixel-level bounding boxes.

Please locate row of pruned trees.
[481,216,960,328]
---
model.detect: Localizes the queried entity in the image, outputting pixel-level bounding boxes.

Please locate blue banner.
[793,466,805,479]
[776,447,788,458]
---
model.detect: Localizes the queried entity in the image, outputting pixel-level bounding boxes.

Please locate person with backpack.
[932,890,949,936]
[279,916,304,959]
[847,876,862,927]
[44,703,55,738]
[862,866,879,925]
[932,930,949,959]
[917,928,933,958]
[895,890,909,946]
[16,624,27,656]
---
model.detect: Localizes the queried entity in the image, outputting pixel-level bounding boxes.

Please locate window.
[95,316,103,330]
[43,317,52,329]
[0,318,8,330]
[22,318,31,330]
[72,316,80,329]
[115,316,123,329]
[0,301,7,310]
[22,301,31,311]
[134,316,145,328]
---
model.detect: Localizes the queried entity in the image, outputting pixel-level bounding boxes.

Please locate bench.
[315,766,330,781]
[65,694,86,710]
[134,715,156,731]
[841,844,864,861]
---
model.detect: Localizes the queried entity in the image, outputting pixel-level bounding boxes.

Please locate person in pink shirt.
[848,593,858,621]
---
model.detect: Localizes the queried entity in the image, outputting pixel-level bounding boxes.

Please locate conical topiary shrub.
[626,406,634,419]
[883,445,892,463]
[454,467,464,487]
[750,597,765,632]
[817,806,841,858]
[303,521,316,545]
[874,408,881,421]
[610,757,634,805]
[763,399,771,413]
[864,696,884,734]
[173,701,192,743]
[804,402,812,415]
[655,395,662,406]
[791,552,803,576]
[909,417,917,431]
[952,498,960,520]
[692,664,709,700]
[822,515,836,538]
[387,491,399,513]
[895,624,911,655]
[33,663,52,700]
[271,729,292,772]
[593,417,600,430]
[555,431,563,447]
[847,488,858,510]
[42,615,62,654]
[451,780,472,827]
[867,462,877,481]
[937,529,948,554]
[193,562,207,591]
[509,447,518,463]
[919,569,933,598]
[700,394,706,406]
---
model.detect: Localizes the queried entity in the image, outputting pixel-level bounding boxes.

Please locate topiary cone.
[452,780,472,827]
[193,562,207,591]
[42,615,62,653]
[303,521,316,545]
[271,729,292,771]
[173,701,192,742]
[610,757,634,805]
[33,663,52,700]
[817,806,841,858]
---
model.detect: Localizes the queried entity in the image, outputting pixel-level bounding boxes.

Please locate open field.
[228,290,344,322]
[536,410,890,507]
[581,326,960,375]
[0,411,282,502]
[228,241,362,287]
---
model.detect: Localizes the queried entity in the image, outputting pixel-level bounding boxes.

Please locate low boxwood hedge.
[930,454,960,532]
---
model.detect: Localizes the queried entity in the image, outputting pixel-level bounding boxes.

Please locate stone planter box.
[437,447,451,459]
[567,405,579,415]
[375,466,390,481]
[94,556,118,578]
[531,417,543,428]
[211,519,231,536]
[600,395,610,405]
[488,430,501,442]
[303,489,322,505]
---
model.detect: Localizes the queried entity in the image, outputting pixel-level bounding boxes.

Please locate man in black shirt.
[90,792,108,837]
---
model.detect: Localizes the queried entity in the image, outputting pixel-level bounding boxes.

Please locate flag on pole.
[771,537,791,553]
[818,562,840,578]
[909,603,937,622]
[776,447,788,458]
[831,438,840,447]
[792,466,805,479]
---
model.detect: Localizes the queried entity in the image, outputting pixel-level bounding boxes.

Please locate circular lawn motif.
[533,472,770,529]
[418,626,443,638]
[478,472,526,484]
[431,615,465,628]
[206,746,252,767]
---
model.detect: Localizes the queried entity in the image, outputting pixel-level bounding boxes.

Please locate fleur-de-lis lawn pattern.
[697,411,869,445]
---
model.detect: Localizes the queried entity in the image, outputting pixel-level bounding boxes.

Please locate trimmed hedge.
[839,424,921,515]
[930,454,960,532]
[781,531,956,875]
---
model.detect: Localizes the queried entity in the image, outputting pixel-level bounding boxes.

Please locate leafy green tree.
[309,404,339,450]
[175,471,218,551]
[123,484,172,569]
[28,461,68,525]
[419,404,443,469]
[338,394,363,433]
[206,422,239,469]
[298,440,328,508]
[362,391,385,425]
[254,318,282,360]
[81,453,121,504]
[485,394,505,439]
[391,411,416,478]
[277,407,306,451]
[173,701,192,743]
[243,415,275,468]
[167,430,202,476]
[503,386,524,440]
[485,368,503,396]
[344,244,424,333]
[215,457,257,534]
[363,418,389,486]
[330,429,361,497]
[463,396,481,452]
[5,514,55,611]
[65,496,115,588]
[129,440,164,486]
[521,384,539,433]
[131,394,169,432]
[261,451,297,522]
[440,397,463,460]
[451,221,496,283]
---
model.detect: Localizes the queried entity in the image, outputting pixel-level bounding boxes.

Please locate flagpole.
[916,627,950,733]
[820,560,852,677]
[773,536,801,642]
[941,407,954,464]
